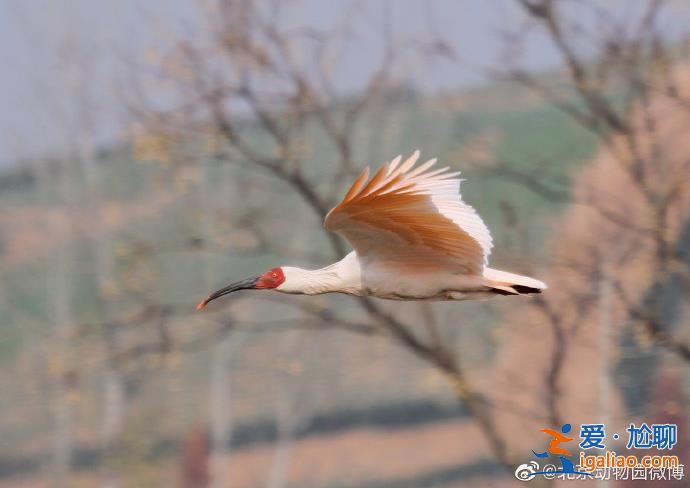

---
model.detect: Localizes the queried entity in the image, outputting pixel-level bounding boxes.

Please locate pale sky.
[0,0,687,167]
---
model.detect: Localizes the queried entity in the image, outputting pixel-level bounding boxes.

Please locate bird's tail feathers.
[483,267,547,295]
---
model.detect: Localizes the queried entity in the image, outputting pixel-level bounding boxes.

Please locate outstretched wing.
[324,151,493,275]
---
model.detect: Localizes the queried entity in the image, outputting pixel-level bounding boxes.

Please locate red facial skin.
[256,267,285,289]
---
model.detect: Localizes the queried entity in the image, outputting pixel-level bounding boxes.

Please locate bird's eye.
[272,272,277,278]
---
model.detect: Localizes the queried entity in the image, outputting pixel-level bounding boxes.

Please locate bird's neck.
[280,252,361,295]
[293,267,342,295]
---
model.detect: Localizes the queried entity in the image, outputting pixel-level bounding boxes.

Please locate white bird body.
[197,151,546,309]
[278,251,542,301]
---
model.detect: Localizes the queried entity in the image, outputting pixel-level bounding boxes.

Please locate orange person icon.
[532,423,574,458]
[540,427,573,456]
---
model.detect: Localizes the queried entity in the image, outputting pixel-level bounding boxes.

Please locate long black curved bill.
[196,276,259,310]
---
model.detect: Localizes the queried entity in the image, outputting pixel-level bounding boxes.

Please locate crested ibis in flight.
[197,151,546,309]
